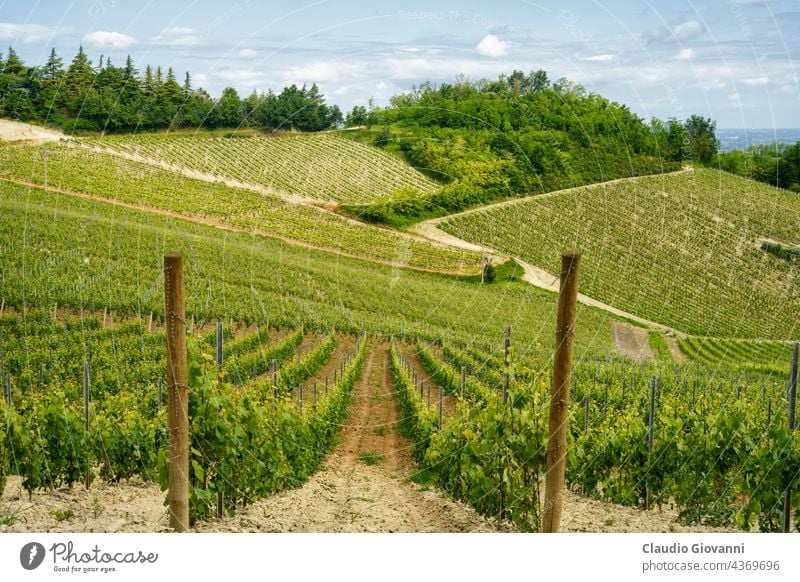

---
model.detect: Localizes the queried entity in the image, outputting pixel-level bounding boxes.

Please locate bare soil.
[665,336,689,363]
[0,119,64,143]
[611,322,656,363]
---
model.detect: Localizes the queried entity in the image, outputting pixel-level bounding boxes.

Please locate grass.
[442,168,800,339]
[50,508,75,522]
[358,452,385,466]
[648,331,672,362]
[372,426,387,436]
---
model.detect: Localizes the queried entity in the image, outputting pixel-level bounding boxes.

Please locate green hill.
[80,133,438,204]
[441,168,800,339]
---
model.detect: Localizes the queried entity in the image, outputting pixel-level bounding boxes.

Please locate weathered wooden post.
[503,325,511,404]
[460,366,466,399]
[438,387,443,430]
[164,253,189,532]
[646,376,656,510]
[543,251,581,533]
[783,342,798,532]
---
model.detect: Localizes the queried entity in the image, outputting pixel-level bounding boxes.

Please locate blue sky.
[1,0,798,127]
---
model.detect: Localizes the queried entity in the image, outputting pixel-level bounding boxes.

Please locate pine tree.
[43,48,64,81]
[65,46,94,88]
[4,46,25,75]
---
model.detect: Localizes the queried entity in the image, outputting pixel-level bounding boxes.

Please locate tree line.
[716,143,800,193]
[0,46,342,132]
[344,70,720,225]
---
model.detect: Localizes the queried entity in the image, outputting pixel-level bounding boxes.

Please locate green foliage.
[161,334,367,523]
[277,334,336,390]
[388,340,438,462]
[761,241,800,264]
[358,452,384,465]
[716,141,800,192]
[0,47,339,132]
[342,71,691,223]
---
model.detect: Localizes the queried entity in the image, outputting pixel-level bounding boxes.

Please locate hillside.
[0,180,615,352]
[0,141,473,273]
[80,133,439,204]
[440,168,800,339]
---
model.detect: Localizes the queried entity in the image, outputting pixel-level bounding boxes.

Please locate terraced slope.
[80,133,438,204]
[0,142,475,274]
[440,168,800,339]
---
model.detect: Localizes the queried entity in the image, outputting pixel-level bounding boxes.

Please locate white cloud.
[677,48,695,61]
[402,47,420,53]
[583,54,615,62]
[741,76,769,86]
[671,20,704,41]
[728,92,742,105]
[238,48,257,59]
[0,22,65,44]
[83,31,137,49]
[150,27,203,47]
[475,34,510,58]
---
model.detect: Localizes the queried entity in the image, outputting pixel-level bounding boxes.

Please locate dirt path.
[195,340,505,532]
[412,218,674,333]
[611,322,656,363]
[0,119,64,143]
[665,336,689,363]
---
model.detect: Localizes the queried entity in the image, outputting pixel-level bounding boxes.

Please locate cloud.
[677,48,695,61]
[475,34,510,58]
[582,54,615,62]
[644,19,705,44]
[238,48,257,59]
[671,20,704,41]
[83,31,137,49]
[741,76,769,86]
[150,27,203,47]
[0,22,65,44]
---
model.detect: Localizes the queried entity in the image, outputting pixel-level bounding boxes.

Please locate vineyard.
[440,168,800,339]
[79,133,438,204]
[2,307,797,532]
[0,120,798,535]
[0,142,477,274]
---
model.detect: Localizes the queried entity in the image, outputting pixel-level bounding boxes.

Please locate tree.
[684,114,718,165]
[4,47,25,76]
[43,48,64,81]
[345,105,367,127]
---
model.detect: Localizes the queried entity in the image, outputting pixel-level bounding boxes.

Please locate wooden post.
[299,383,304,415]
[164,253,189,533]
[543,251,581,533]
[461,366,466,399]
[583,394,590,432]
[503,325,511,404]
[157,377,163,412]
[427,381,431,408]
[783,342,798,532]
[646,376,656,511]
[83,357,90,432]
[215,320,223,373]
[438,387,443,430]
[313,381,318,409]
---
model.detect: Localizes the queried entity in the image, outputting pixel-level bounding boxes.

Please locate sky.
[0,0,798,127]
